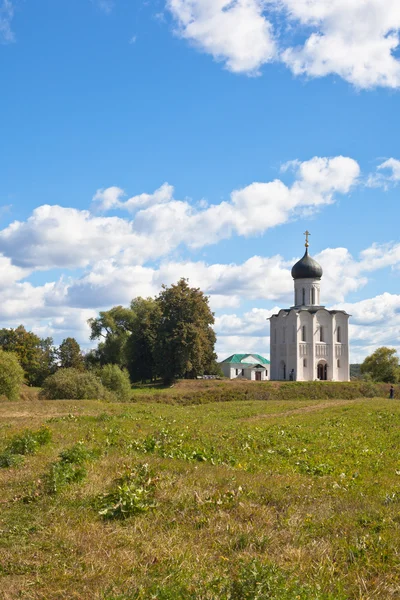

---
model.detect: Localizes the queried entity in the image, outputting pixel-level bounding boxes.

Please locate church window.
[303,358,307,367]
[302,325,306,342]
[311,287,315,304]
[319,326,324,342]
[236,369,239,376]
[302,288,305,305]
[337,326,341,343]
[337,359,341,368]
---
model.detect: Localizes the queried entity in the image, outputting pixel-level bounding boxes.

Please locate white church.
[269,233,350,382]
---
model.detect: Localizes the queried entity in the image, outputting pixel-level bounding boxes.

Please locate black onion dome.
[291,249,323,280]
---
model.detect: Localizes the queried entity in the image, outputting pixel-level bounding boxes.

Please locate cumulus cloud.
[335,293,400,363]
[166,0,400,88]
[167,0,276,74]
[0,0,14,43]
[92,183,175,213]
[0,156,359,271]
[281,0,400,89]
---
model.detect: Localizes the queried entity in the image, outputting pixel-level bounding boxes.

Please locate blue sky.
[1,0,400,362]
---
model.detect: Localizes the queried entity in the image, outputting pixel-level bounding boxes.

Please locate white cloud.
[92,183,174,212]
[281,0,400,89]
[378,158,400,181]
[0,0,14,43]
[367,158,400,188]
[167,0,276,74]
[0,156,359,271]
[336,293,400,362]
[166,0,400,88]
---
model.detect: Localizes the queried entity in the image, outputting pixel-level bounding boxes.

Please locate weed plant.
[97,463,157,520]
[0,426,51,468]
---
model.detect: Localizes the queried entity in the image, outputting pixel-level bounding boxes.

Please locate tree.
[155,279,217,384]
[58,337,84,370]
[361,347,400,383]
[88,306,134,367]
[125,298,161,383]
[100,364,132,401]
[0,325,57,386]
[0,349,25,400]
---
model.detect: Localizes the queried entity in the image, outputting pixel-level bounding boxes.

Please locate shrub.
[41,368,110,400]
[0,349,25,401]
[100,364,132,401]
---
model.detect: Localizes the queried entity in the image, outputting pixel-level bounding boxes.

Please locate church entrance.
[317,362,328,381]
[255,371,262,381]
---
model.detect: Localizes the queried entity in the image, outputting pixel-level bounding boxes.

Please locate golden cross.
[304,230,310,248]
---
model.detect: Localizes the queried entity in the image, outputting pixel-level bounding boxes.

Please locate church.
[269,233,350,382]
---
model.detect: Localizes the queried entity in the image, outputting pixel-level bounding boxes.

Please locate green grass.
[1,389,400,598]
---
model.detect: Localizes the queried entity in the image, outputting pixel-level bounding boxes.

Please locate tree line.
[0,279,220,389]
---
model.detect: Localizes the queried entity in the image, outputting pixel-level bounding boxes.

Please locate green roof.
[221,353,270,365]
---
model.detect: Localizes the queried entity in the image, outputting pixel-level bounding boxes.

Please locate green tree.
[126,297,161,383]
[0,349,25,400]
[88,306,134,367]
[361,347,400,383]
[155,279,217,384]
[0,325,56,386]
[58,337,84,370]
[100,364,132,401]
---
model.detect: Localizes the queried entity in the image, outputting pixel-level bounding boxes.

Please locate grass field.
[1,384,400,599]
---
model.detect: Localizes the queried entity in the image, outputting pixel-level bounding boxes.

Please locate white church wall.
[294,278,321,307]
[332,313,350,381]
[298,311,314,381]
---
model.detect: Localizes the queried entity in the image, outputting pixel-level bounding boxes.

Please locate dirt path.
[244,399,358,421]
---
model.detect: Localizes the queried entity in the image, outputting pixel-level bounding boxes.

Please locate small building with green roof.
[220,354,270,381]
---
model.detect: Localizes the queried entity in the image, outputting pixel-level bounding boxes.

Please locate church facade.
[269,234,350,382]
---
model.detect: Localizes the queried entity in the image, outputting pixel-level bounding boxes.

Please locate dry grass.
[0,387,400,598]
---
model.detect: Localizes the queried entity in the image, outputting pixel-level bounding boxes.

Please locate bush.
[41,368,110,400]
[0,349,25,401]
[100,364,132,401]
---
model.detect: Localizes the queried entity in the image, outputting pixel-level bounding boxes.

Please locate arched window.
[337,326,341,343]
[320,326,324,342]
[303,358,307,367]
[311,287,315,304]
[337,359,341,368]
[302,288,305,305]
[302,325,306,342]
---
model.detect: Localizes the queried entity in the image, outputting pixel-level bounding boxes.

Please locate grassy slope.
[1,385,400,599]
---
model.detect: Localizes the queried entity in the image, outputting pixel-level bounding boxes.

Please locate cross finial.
[304,230,311,248]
